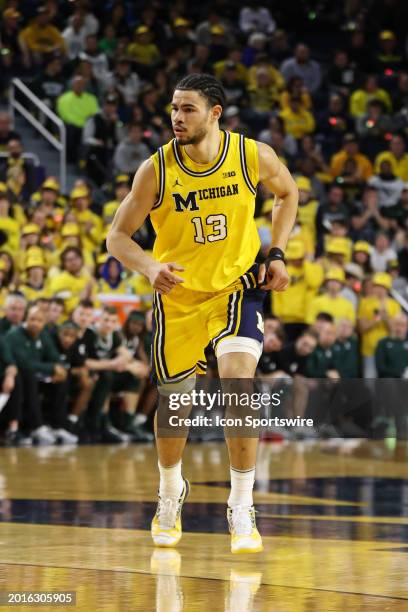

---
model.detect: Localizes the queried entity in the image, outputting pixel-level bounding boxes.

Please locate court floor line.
[1,561,407,602]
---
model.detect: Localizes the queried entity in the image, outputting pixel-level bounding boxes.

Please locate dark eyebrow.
[171,102,197,109]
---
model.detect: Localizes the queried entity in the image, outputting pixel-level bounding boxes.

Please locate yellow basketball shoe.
[151,479,189,547]
[227,505,263,554]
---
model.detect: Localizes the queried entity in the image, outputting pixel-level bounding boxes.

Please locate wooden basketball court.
[0,441,407,610]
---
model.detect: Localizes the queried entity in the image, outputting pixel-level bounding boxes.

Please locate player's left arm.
[256,141,298,291]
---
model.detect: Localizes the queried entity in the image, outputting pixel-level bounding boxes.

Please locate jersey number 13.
[191,214,227,244]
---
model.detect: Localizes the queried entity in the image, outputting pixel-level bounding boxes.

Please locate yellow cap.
[97,253,109,265]
[380,30,395,40]
[0,182,7,193]
[296,176,311,192]
[70,186,89,200]
[0,259,8,272]
[61,223,80,237]
[286,240,305,260]
[22,223,41,236]
[326,237,349,256]
[372,272,392,290]
[174,17,190,27]
[325,268,345,283]
[136,25,149,35]
[261,198,274,214]
[354,240,371,255]
[103,202,119,218]
[42,178,60,191]
[115,174,129,184]
[211,24,225,35]
[26,254,46,269]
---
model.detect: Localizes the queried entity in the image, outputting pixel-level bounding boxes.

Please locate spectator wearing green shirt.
[6,305,77,445]
[376,313,408,377]
[57,76,99,163]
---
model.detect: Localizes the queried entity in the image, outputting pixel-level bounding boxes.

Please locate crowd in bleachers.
[0,1,407,445]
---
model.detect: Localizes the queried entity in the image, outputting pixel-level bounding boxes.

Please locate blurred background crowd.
[0,0,407,446]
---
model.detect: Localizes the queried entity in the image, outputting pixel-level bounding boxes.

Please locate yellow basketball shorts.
[151,264,265,386]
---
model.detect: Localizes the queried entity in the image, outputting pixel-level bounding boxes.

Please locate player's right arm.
[107,159,184,294]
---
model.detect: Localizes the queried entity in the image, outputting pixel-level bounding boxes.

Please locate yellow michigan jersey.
[150,130,260,292]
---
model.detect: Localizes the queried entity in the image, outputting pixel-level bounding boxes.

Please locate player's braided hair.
[175,73,226,111]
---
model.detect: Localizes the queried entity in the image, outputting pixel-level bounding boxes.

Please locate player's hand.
[147,262,185,295]
[2,374,15,394]
[258,259,289,291]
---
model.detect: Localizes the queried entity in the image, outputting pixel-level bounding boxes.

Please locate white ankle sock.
[158,460,184,499]
[228,467,255,507]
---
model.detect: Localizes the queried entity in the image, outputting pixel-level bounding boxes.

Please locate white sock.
[158,460,184,499]
[134,413,147,425]
[228,467,255,508]
[68,414,78,423]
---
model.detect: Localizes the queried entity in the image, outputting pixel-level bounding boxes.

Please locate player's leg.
[150,289,205,547]
[217,350,263,554]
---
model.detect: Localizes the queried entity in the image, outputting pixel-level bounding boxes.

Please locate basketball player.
[107,74,298,553]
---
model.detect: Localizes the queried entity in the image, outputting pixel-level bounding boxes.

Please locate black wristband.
[265,247,285,263]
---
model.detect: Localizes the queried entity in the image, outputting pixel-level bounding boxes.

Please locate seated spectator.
[257,317,285,377]
[62,10,88,60]
[18,251,48,303]
[258,116,297,160]
[317,94,353,159]
[280,76,311,112]
[280,43,322,95]
[350,186,389,242]
[330,133,373,181]
[0,137,37,196]
[98,24,118,59]
[68,187,102,254]
[327,49,361,98]
[305,320,341,379]
[48,246,96,314]
[221,106,251,138]
[356,99,396,159]
[0,192,19,254]
[98,256,127,294]
[18,5,66,67]
[113,123,150,175]
[0,293,26,334]
[272,240,323,340]
[295,176,319,244]
[373,30,406,74]
[5,305,75,445]
[245,67,280,129]
[358,272,401,378]
[0,8,24,70]
[349,75,392,119]
[57,76,99,163]
[126,26,161,73]
[279,96,315,141]
[213,48,248,82]
[196,10,235,48]
[239,3,276,35]
[375,313,408,378]
[169,18,195,63]
[67,4,99,37]
[82,93,122,184]
[0,334,24,446]
[79,34,109,82]
[297,134,329,176]
[306,268,356,325]
[374,135,408,182]
[324,221,353,262]
[105,57,141,108]
[336,318,360,378]
[45,297,65,334]
[368,160,405,209]
[31,54,65,112]
[221,61,249,108]
[342,263,364,309]
[242,32,268,68]
[316,184,350,253]
[387,259,408,302]
[269,29,291,64]
[352,240,373,275]
[381,184,408,231]
[370,231,398,272]
[0,112,20,152]
[393,72,408,112]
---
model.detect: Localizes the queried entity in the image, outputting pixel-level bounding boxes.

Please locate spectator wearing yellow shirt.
[126,26,161,68]
[279,76,312,111]
[0,193,19,254]
[349,75,392,118]
[48,246,96,314]
[49,223,94,274]
[70,187,103,255]
[30,177,67,211]
[330,133,373,180]
[279,96,315,140]
[272,240,323,339]
[318,237,351,272]
[357,272,401,378]
[306,268,356,325]
[295,176,319,243]
[374,135,408,181]
[18,251,49,303]
[18,6,66,67]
